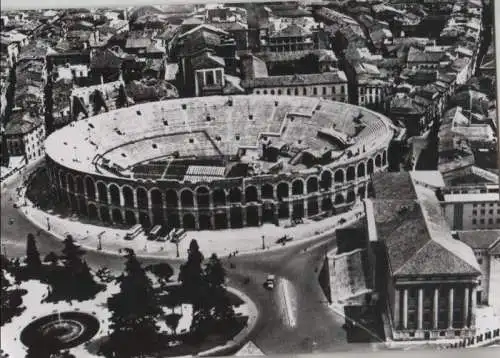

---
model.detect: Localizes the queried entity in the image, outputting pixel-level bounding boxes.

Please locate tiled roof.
[371,172,417,200]
[90,49,123,69]
[369,173,481,277]
[125,37,152,49]
[241,71,347,89]
[191,52,225,70]
[457,230,500,250]
[178,29,222,57]
[407,47,446,64]
[4,111,44,135]
[270,23,311,38]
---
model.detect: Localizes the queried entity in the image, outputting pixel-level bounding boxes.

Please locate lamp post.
[175,238,179,258]
[46,217,50,231]
[261,235,265,250]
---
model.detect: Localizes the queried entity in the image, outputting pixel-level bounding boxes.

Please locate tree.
[26,233,41,270]
[44,251,60,267]
[61,235,86,277]
[106,249,162,357]
[1,269,26,325]
[147,263,174,287]
[203,254,235,328]
[165,313,182,335]
[178,240,204,308]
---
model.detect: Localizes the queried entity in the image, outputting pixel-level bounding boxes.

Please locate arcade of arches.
[47,151,388,231]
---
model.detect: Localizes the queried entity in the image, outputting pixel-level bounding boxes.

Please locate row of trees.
[103,240,236,358]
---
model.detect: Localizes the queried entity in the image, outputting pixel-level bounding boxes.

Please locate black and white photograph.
[0,0,499,357]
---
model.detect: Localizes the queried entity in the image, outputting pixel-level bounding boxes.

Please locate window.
[497,218,500,224]
[323,87,327,95]
[263,90,268,94]
[472,219,477,224]
[473,210,477,216]
[332,86,336,93]
[303,87,307,95]
[271,90,275,95]
[478,258,483,265]
[480,219,485,224]
[488,218,493,224]
[278,89,282,95]
[295,88,299,95]
[256,90,260,94]
[489,210,494,215]
[313,87,317,95]
[287,89,291,95]
[341,86,345,94]
[360,88,364,95]
[481,210,485,215]
[473,204,477,207]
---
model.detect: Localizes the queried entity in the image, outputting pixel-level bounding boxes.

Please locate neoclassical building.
[364,172,481,341]
[45,95,395,231]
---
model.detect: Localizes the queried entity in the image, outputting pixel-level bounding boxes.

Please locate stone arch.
[262,203,276,223]
[246,206,259,226]
[358,186,366,199]
[307,176,319,193]
[334,193,344,205]
[100,206,111,223]
[212,188,226,206]
[165,189,178,207]
[60,170,67,189]
[292,179,304,195]
[76,176,85,196]
[85,177,96,200]
[347,190,356,203]
[167,214,180,230]
[152,208,164,226]
[214,212,228,229]
[277,182,289,200]
[307,197,319,216]
[139,212,150,229]
[229,187,242,203]
[150,188,163,207]
[245,185,258,203]
[88,204,98,220]
[261,183,274,199]
[196,186,210,208]
[67,174,75,193]
[321,197,332,211]
[375,154,382,168]
[137,187,148,209]
[292,201,304,219]
[320,170,332,190]
[123,186,134,207]
[97,182,108,204]
[278,202,289,218]
[357,162,365,178]
[69,194,78,212]
[183,213,196,230]
[346,167,355,181]
[180,189,194,207]
[79,198,87,216]
[334,169,344,183]
[109,184,120,206]
[230,207,243,228]
[367,158,374,175]
[199,214,212,230]
[112,208,123,224]
[125,210,136,225]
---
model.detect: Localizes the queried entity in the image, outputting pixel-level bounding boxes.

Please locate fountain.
[20,312,100,350]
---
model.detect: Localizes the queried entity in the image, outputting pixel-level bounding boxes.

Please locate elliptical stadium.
[45,95,395,231]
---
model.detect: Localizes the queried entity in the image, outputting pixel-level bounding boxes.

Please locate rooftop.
[444,192,500,203]
[457,230,500,251]
[4,111,44,135]
[368,172,480,278]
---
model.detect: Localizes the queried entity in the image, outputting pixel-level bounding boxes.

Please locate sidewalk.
[19,189,365,260]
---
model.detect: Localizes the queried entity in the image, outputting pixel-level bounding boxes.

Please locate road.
[1,163,377,355]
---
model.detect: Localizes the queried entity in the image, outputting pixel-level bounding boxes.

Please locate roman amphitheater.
[44,95,395,231]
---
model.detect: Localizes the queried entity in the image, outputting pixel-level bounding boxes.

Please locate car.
[265,274,275,289]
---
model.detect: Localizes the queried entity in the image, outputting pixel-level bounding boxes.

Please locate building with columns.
[364,172,481,341]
